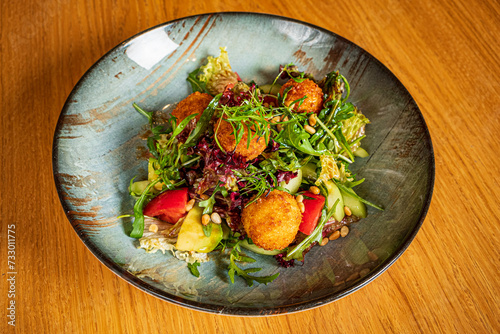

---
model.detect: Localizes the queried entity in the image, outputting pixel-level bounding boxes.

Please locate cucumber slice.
[129,180,150,195]
[340,188,367,218]
[240,239,283,256]
[353,147,369,158]
[279,168,302,194]
[301,162,317,182]
[324,180,345,222]
[175,205,222,253]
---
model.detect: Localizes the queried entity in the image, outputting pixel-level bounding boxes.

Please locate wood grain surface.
[1,0,499,333]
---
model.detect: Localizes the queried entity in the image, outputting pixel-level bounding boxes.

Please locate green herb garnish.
[228,242,280,287]
[183,94,221,148]
[129,178,161,238]
[187,68,210,94]
[285,198,338,261]
[334,181,384,211]
[187,261,201,277]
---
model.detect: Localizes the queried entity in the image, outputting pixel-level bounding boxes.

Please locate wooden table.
[1,0,499,332]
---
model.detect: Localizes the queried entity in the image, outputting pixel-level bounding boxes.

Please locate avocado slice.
[175,205,222,253]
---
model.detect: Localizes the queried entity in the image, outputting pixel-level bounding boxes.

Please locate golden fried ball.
[279,78,324,113]
[241,190,302,250]
[214,118,268,161]
[171,92,213,123]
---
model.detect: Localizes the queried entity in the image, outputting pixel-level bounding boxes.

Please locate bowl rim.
[52,11,435,316]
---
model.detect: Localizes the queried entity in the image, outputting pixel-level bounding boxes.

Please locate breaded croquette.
[241,190,302,250]
[171,92,213,123]
[214,118,268,161]
[279,78,324,113]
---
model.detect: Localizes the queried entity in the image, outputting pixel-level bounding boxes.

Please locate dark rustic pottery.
[53,12,434,315]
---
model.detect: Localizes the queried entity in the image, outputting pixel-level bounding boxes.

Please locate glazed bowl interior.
[53,12,434,315]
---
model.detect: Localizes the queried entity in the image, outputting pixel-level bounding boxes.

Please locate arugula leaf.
[340,74,350,103]
[147,137,159,158]
[187,68,210,94]
[228,242,280,287]
[334,128,355,161]
[171,113,197,138]
[133,103,154,127]
[183,94,221,148]
[275,63,309,83]
[130,178,161,238]
[202,222,213,237]
[199,196,216,215]
[198,182,224,215]
[334,181,384,211]
[281,121,326,156]
[187,261,201,277]
[285,194,339,261]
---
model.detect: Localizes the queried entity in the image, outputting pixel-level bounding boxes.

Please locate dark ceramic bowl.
[53,12,434,315]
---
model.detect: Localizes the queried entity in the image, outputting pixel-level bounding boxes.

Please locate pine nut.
[344,206,352,216]
[298,202,305,213]
[340,226,349,237]
[359,268,370,277]
[329,230,341,241]
[304,124,316,134]
[154,182,164,191]
[296,195,304,203]
[320,237,329,246]
[346,272,360,282]
[201,214,211,226]
[309,186,320,195]
[149,224,158,233]
[200,194,209,200]
[185,199,195,211]
[368,251,379,261]
[308,114,317,126]
[211,212,222,224]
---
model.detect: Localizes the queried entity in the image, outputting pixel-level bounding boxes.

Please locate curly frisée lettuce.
[188,47,239,95]
[122,48,383,286]
[341,108,370,151]
[138,217,209,264]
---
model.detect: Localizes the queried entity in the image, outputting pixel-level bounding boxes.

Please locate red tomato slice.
[143,188,189,224]
[299,191,326,235]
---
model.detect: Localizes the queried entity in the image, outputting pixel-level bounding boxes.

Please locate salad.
[124,48,382,286]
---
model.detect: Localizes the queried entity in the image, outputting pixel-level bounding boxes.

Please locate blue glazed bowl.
[53,12,434,315]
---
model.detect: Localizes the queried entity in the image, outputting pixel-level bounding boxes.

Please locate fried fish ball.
[171,92,213,123]
[214,118,268,161]
[241,190,302,250]
[279,78,324,113]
